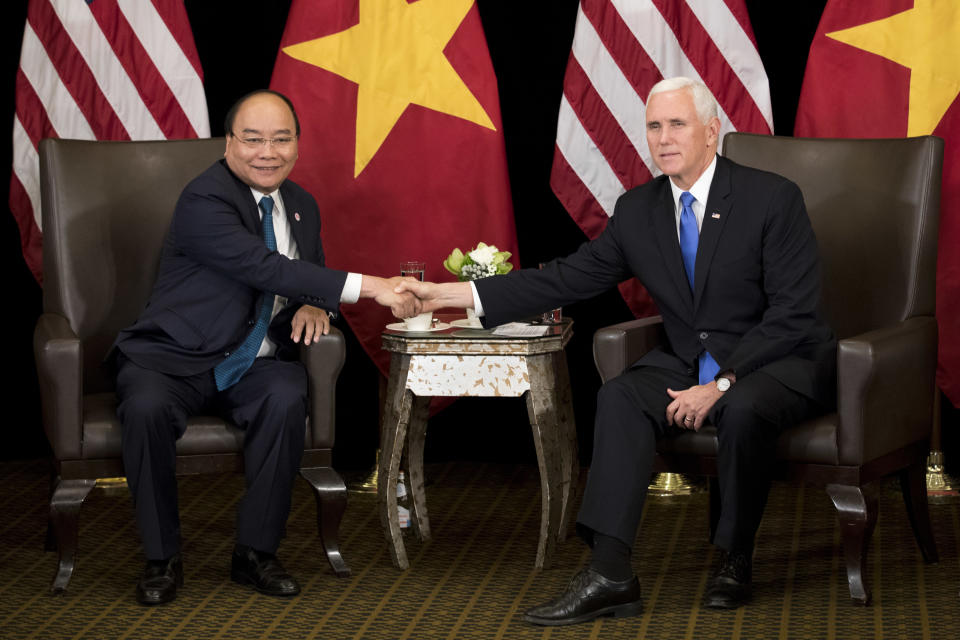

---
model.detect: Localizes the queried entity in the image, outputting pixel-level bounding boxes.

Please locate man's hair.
[647,77,718,125]
[223,89,301,137]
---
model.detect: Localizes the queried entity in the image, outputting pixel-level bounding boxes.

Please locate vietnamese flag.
[795,0,960,405]
[270,0,519,375]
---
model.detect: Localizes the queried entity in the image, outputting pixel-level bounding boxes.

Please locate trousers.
[116,353,308,560]
[577,365,820,553]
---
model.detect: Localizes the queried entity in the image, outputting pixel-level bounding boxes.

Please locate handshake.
[362,276,475,319]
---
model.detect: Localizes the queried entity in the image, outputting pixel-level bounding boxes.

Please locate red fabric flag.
[10,0,210,283]
[550,0,773,317]
[794,0,960,405]
[270,0,518,376]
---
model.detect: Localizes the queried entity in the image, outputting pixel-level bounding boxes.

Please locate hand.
[361,275,422,318]
[393,280,473,313]
[290,305,330,345]
[665,383,724,431]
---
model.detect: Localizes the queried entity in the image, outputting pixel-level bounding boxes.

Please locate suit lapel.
[651,180,694,312]
[693,157,733,308]
[279,183,310,255]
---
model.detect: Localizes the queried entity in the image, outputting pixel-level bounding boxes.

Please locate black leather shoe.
[703,550,752,609]
[522,568,643,626]
[231,545,300,597]
[136,554,183,605]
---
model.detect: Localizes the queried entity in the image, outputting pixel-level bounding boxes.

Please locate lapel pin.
[711,212,720,219]
[294,212,301,222]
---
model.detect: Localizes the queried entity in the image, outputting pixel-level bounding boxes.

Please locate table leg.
[407,393,432,541]
[378,354,413,569]
[525,355,563,569]
[553,350,579,542]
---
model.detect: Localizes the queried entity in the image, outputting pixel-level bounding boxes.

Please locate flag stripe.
[12,117,42,229]
[9,0,210,284]
[572,7,656,182]
[26,1,122,140]
[15,68,58,148]
[550,148,612,240]
[652,0,771,134]
[148,0,206,81]
[119,0,210,137]
[581,0,662,102]
[688,0,772,131]
[88,0,196,139]
[9,172,44,280]
[48,0,165,140]
[18,22,97,140]
[556,95,627,218]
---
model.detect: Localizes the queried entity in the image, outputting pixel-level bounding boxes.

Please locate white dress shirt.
[251,188,361,357]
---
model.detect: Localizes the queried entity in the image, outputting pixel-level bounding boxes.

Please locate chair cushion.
[82,392,245,459]
[657,413,840,465]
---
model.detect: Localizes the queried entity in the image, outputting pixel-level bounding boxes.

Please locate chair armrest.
[837,316,937,465]
[33,313,83,460]
[300,325,346,449]
[593,316,666,383]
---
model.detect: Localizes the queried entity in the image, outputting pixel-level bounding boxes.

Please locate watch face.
[717,377,731,392]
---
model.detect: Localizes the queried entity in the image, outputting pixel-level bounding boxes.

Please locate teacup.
[404,311,433,331]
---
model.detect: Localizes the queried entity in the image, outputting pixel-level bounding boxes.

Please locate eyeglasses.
[231,134,297,149]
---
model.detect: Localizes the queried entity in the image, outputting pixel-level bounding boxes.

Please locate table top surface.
[380,314,573,355]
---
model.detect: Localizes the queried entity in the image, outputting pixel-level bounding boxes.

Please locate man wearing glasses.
[113,90,417,605]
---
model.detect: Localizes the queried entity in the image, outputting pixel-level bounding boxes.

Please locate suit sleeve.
[476,203,635,327]
[172,183,347,313]
[723,179,824,378]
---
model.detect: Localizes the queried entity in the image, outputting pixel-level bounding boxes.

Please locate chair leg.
[899,460,939,563]
[708,476,721,543]
[826,483,878,605]
[49,478,96,593]
[300,466,351,577]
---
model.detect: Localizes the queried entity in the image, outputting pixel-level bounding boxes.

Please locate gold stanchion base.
[348,450,380,494]
[926,450,960,502]
[95,476,128,496]
[648,472,706,497]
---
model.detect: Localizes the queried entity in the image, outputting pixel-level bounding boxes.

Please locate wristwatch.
[716,375,733,392]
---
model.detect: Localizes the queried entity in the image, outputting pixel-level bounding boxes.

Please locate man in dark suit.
[114,90,418,605]
[398,77,835,624]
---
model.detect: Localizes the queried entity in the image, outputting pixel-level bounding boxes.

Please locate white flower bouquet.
[443,242,514,281]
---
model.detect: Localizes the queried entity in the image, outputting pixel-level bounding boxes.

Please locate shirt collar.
[668,155,718,209]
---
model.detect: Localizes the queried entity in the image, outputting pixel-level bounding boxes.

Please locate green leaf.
[497,263,514,274]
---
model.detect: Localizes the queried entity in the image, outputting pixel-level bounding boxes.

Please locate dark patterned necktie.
[214,195,277,391]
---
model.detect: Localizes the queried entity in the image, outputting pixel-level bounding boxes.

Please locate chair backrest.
[722,133,942,340]
[40,137,226,392]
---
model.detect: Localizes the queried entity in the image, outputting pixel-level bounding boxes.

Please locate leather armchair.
[593,133,942,604]
[34,138,350,593]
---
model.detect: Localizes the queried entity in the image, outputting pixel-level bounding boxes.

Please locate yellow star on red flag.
[283,0,496,177]
[826,0,960,136]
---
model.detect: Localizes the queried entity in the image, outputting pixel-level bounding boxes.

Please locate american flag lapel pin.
[711,212,721,219]
[294,212,301,222]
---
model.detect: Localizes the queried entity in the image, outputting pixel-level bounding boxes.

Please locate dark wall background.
[3,1,956,469]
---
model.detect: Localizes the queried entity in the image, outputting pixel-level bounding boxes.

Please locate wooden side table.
[377,316,578,570]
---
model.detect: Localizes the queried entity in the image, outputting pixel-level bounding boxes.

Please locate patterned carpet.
[0,459,957,639]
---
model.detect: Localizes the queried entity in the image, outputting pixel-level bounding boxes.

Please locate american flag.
[10,0,210,283]
[550,0,773,317]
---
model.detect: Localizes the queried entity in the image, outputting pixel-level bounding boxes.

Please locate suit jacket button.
[699,332,708,340]
[224,351,230,357]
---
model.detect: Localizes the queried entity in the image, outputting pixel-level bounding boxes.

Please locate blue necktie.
[214,195,277,391]
[678,191,720,385]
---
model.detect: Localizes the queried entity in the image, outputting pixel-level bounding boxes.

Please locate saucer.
[450,319,485,329]
[385,322,451,333]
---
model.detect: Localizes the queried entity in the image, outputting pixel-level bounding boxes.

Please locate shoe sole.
[230,570,300,597]
[522,599,643,626]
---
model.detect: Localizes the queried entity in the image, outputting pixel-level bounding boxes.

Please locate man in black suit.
[114,90,419,605]
[398,77,835,624]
